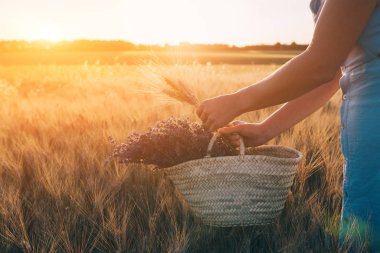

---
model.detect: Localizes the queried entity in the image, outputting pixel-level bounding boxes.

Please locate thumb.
[218,125,245,135]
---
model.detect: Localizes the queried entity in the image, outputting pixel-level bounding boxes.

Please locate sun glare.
[27,25,64,42]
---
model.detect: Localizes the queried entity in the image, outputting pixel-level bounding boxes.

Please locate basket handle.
[205,132,245,158]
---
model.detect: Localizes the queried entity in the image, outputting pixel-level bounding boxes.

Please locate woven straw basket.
[163,132,302,227]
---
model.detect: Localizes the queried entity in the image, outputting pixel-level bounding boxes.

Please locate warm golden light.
[27,25,64,42]
[0,0,313,45]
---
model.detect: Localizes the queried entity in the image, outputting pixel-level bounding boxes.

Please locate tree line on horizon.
[0,40,307,53]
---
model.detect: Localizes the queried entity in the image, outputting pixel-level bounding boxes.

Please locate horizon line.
[0,39,309,47]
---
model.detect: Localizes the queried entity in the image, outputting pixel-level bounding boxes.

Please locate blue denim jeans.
[339,58,380,252]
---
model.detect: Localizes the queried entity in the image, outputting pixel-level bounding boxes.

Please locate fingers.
[196,105,203,119]
[230,133,240,141]
[219,120,245,133]
[197,98,234,131]
[204,117,217,132]
[197,100,236,132]
[218,125,239,135]
[200,112,208,123]
[225,133,242,148]
[230,139,241,147]
[218,125,244,147]
[228,133,241,147]
[197,103,210,127]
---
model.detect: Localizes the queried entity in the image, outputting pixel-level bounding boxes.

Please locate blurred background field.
[0,50,300,65]
[0,58,345,252]
[0,40,302,65]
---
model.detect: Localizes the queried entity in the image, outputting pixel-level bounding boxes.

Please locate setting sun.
[26,25,64,42]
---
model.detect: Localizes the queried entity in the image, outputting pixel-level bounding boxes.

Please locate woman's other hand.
[218,121,273,148]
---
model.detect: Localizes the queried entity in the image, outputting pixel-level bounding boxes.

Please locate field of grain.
[0,63,347,252]
[0,50,301,66]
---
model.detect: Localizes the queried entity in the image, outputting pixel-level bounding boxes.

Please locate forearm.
[234,50,338,114]
[261,72,341,138]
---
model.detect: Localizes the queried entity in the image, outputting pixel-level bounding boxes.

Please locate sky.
[0,0,315,46]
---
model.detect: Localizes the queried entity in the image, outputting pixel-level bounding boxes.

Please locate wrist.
[233,89,251,114]
[259,120,278,142]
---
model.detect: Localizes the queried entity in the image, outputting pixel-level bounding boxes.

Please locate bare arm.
[219,73,341,147]
[261,72,341,139]
[198,0,377,131]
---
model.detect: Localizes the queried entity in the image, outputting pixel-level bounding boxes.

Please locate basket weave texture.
[163,133,302,227]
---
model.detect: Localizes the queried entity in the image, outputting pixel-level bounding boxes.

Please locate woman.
[196,0,380,251]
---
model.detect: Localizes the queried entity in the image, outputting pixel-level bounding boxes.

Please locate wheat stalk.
[162,77,199,107]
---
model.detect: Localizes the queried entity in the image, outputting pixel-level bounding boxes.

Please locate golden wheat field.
[0,63,346,252]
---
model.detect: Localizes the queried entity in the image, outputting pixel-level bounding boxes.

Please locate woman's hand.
[196,93,246,131]
[218,121,274,148]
